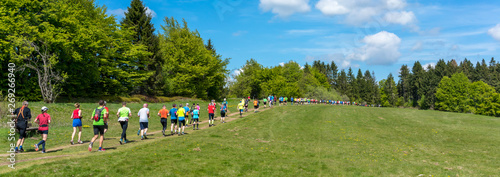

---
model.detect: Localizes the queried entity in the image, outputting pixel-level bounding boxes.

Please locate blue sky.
[99,0,500,81]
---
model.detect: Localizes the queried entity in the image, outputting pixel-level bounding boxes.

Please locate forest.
[0,0,228,102]
[229,58,500,117]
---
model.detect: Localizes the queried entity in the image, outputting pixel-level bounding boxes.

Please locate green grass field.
[1,103,499,176]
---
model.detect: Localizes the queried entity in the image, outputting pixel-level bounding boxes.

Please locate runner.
[70,103,83,145]
[268,95,272,108]
[237,101,244,117]
[220,103,227,123]
[169,104,178,135]
[89,100,108,152]
[291,96,294,105]
[117,102,132,144]
[13,101,31,153]
[176,104,186,135]
[158,105,169,137]
[263,97,268,108]
[208,102,216,127]
[244,97,250,112]
[192,107,200,130]
[279,96,283,106]
[33,106,50,153]
[284,96,288,105]
[253,99,259,112]
[138,104,150,140]
[195,103,200,111]
[189,103,196,126]
[222,98,229,117]
[183,103,190,127]
[103,101,110,134]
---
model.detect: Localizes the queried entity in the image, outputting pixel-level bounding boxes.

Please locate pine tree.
[121,0,162,96]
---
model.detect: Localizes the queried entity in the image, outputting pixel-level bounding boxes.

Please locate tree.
[435,72,471,113]
[411,61,424,106]
[1,0,150,102]
[121,0,162,96]
[160,17,228,99]
[398,65,411,102]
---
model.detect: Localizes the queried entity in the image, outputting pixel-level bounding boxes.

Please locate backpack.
[93,107,104,121]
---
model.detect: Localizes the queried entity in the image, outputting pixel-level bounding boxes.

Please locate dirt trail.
[0,106,272,166]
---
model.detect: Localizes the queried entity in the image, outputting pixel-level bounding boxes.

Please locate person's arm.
[117,109,120,117]
[26,109,31,120]
[48,116,51,124]
[78,109,82,118]
[147,110,150,118]
[33,116,38,124]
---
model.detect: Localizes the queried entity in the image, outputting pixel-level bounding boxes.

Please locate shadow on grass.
[46,149,63,153]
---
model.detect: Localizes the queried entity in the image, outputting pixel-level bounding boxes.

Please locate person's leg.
[42,134,47,151]
[119,121,125,141]
[99,134,104,149]
[89,133,98,151]
[72,127,76,142]
[78,126,82,143]
[170,121,174,133]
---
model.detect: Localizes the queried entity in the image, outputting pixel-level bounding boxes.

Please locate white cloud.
[384,11,416,25]
[145,7,157,18]
[232,69,243,76]
[279,62,285,66]
[108,7,156,19]
[348,31,401,65]
[422,62,436,70]
[315,0,416,26]
[260,0,311,17]
[109,8,127,18]
[411,41,423,51]
[385,0,406,10]
[488,24,500,41]
[232,31,248,36]
[315,0,349,15]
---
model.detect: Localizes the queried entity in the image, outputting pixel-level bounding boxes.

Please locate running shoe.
[20,148,24,152]
[137,130,140,135]
[78,140,83,144]
[119,139,123,145]
[98,148,105,152]
[141,136,144,140]
[88,144,92,152]
[41,150,46,154]
[70,140,74,145]
[34,144,39,151]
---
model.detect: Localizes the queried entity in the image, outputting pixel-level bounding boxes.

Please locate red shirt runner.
[208,105,215,114]
[37,113,51,131]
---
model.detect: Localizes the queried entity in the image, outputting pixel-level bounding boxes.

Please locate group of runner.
[11,99,233,153]
[11,98,352,153]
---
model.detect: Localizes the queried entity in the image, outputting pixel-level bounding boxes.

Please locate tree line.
[0,0,228,102]
[230,58,500,117]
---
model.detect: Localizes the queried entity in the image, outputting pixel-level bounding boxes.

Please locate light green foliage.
[159,17,229,99]
[436,72,500,116]
[379,74,397,107]
[0,0,151,101]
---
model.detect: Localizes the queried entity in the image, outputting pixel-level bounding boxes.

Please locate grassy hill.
[1,104,499,176]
